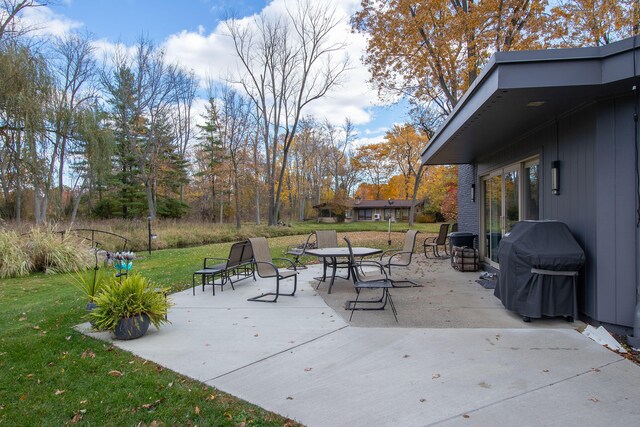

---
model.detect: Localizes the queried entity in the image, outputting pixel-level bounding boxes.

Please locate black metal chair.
[379,229,421,287]
[424,223,450,258]
[247,237,297,303]
[344,237,397,322]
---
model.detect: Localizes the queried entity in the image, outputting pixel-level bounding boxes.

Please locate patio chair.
[379,229,421,287]
[314,230,350,286]
[445,222,458,249]
[285,233,315,270]
[424,223,450,258]
[344,237,397,322]
[247,237,298,303]
[192,240,253,296]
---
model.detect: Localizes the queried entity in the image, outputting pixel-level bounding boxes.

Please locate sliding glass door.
[481,158,539,267]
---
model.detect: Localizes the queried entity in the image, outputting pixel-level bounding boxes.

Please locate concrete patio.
[80,258,640,426]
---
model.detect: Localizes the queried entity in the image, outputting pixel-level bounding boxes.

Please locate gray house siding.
[431,36,639,331]
[460,97,637,327]
[456,164,478,234]
[595,94,637,328]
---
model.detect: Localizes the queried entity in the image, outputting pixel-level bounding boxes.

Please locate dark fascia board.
[421,35,640,165]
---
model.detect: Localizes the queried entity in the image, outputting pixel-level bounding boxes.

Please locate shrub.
[156,197,190,219]
[28,226,92,274]
[422,205,445,223]
[92,197,121,219]
[90,273,172,331]
[0,230,32,278]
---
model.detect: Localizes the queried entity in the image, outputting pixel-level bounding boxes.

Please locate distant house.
[421,35,640,334]
[313,199,424,223]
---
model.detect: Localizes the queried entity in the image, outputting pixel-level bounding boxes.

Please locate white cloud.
[160,0,388,128]
[19,6,83,38]
[35,0,395,131]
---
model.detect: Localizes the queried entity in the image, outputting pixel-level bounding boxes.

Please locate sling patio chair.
[344,237,397,322]
[314,230,350,287]
[424,223,450,258]
[284,232,315,270]
[247,237,298,303]
[379,229,421,287]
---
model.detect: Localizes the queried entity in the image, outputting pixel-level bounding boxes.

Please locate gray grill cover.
[494,221,585,319]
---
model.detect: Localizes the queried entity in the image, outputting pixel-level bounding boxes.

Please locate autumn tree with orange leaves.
[352,0,549,118]
[354,0,639,121]
[549,0,639,47]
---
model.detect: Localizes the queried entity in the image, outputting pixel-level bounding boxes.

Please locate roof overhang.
[422,36,640,165]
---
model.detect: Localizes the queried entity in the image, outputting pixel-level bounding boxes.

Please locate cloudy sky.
[25,0,408,146]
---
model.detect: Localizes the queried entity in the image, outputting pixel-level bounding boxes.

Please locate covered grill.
[494,221,585,322]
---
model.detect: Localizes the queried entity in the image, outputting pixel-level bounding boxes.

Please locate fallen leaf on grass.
[19,316,27,321]
[141,399,165,411]
[33,325,40,330]
[108,370,123,377]
[69,412,83,423]
[206,394,216,401]
[81,350,96,359]
[54,389,65,395]
[194,406,200,415]
[19,393,28,401]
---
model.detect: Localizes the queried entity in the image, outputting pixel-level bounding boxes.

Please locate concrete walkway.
[81,263,640,426]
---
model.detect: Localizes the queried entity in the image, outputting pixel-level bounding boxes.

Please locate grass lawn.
[0,224,441,425]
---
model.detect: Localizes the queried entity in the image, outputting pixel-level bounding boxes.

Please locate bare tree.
[169,67,196,202]
[50,31,97,218]
[325,117,355,197]
[225,0,349,224]
[218,87,252,229]
[0,0,47,41]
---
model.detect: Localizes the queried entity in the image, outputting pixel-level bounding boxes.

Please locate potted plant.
[90,273,172,340]
[71,267,112,315]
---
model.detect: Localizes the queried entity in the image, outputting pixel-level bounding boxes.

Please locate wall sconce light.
[471,183,476,202]
[551,160,560,195]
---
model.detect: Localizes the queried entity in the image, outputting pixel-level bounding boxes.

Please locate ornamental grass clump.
[28,226,92,274]
[0,230,32,278]
[90,273,172,332]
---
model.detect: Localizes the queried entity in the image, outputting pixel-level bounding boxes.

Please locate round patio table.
[305,247,382,294]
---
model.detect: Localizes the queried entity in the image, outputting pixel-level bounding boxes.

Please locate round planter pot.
[114,314,150,340]
[86,301,98,326]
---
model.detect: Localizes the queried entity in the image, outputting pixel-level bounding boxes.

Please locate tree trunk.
[409,164,425,226]
[70,178,86,223]
[234,176,241,229]
[145,180,156,220]
[219,187,224,224]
